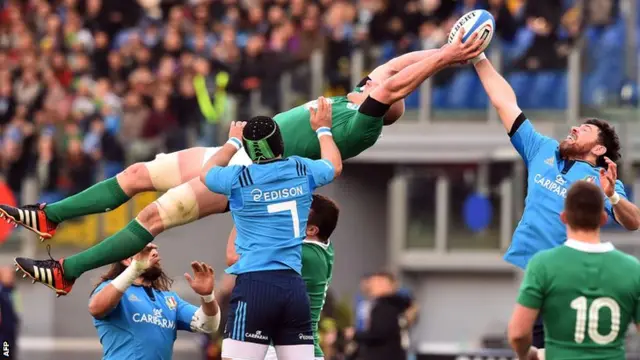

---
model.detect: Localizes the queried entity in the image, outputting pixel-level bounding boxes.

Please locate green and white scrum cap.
[242,116,284,163]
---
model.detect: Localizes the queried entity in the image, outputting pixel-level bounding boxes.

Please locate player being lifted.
[203,108,340,359]
[11,31,485,296]
[508,181,640,360]
[472,51,640,349]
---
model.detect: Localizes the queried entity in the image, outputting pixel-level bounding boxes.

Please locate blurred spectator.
[142,94,180,151]
[0,80,15,126]
[84,116,125,179]
[36,130,62,204]
[345,272,416,360]
[60,137,95,196]
[513,0,566,71]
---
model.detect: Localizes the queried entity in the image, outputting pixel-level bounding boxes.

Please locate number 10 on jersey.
[570,296,620,345]
[268,200,300,237]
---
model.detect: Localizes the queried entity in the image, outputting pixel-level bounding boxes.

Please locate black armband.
[359,96,391,118]
[355,76,371,88]
[508,112,527,138]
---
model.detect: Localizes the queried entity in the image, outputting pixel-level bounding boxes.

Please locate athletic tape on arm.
[190,306,221,333]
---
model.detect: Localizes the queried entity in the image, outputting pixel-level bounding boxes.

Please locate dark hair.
[565,181,604,231]
[91,262,173,295]
[583,118,621,167]
[242,116,284,163]
[308,194,340,242]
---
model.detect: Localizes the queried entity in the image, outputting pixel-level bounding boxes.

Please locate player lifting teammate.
[10,30,485,296]
[203,110,339,359]
[221,194,339,360]
[508,181,640,360]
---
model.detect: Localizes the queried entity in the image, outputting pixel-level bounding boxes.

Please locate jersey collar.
[555,149,599,173]
[564,238,615,253]
[302,238,331,250]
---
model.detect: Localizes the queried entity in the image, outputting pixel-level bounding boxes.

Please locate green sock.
[44,177,130,224]
[62,220,154,280]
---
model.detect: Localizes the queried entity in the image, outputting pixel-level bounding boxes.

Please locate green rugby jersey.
[275,95,383,161]
[518,240,640,360]
[302,240,334,358]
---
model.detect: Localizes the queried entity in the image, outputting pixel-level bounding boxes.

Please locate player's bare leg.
[0,147,210,241]
[14,176,229,296]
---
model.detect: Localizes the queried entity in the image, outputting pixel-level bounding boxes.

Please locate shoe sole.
[14,259,68,297]
[0,208,52,242]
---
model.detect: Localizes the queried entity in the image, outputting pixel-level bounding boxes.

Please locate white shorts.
[222,339,315,360]
[202,146,253,167]
[264,345,323,360]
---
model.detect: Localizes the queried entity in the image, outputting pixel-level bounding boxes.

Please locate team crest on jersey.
[544,156,554,166]
[165,296,177,310]
[584,175,597,183]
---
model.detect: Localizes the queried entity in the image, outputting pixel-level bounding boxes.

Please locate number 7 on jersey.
[268,200,300,237]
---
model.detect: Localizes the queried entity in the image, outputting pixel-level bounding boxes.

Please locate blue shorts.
[224,270,313,346]
[533,314,544,348]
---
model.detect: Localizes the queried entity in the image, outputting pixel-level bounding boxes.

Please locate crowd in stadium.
[0,0,632,358]
[0,0,626,203]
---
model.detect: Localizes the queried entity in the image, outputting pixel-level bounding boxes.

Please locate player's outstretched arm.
[200,121,246,184]
[473,57,522,133]
[510,255,545,360]
[310,96,342,178]
[507,304,539,360]
[369,30,484,106]
[368,49,440,83]
[89,244,159,319]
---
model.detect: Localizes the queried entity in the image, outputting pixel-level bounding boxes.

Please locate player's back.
[539,244,640,360]
[275,96,383,160]
[225,156,334,276]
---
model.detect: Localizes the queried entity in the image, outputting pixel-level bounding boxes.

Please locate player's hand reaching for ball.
[132,244,160,271]
[185,261,215,296]
[228,121,246,140]
[309,96,332,131]
[441,28,485,65]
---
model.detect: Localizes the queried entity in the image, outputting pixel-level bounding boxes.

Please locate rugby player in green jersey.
[10,31,484,296]
[508,181,640,360]
[222,194,338,360]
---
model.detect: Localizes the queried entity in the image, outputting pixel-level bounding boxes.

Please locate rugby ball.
[448,9,495,53]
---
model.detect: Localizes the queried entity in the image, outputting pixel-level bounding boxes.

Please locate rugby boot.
[0,203,58,241]
[15,247,74,297]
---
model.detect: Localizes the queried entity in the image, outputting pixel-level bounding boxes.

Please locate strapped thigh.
[152,181,199,229]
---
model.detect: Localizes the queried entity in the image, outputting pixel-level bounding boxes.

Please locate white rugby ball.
[447,9,495,52]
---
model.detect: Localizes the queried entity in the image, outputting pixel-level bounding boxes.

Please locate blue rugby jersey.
[204,156,335,275]
[505,114,627,269]
[91,281,198,360]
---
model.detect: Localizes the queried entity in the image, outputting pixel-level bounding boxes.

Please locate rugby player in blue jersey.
[89,243,221,360]
[472,54,640,350]
[200,97,341,360]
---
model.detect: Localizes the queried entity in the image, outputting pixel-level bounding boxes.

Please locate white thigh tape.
[154,182,200,229]
[145,152,182,191]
